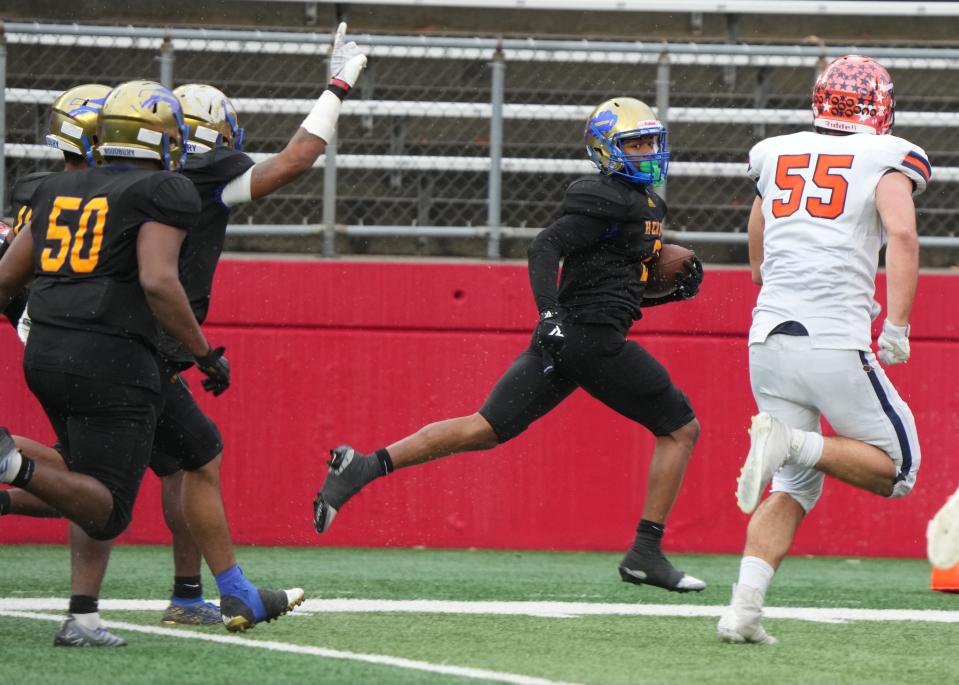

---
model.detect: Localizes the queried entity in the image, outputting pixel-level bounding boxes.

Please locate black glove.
[535,310,566,375]
[535,310,566,355]
[194,346,230,396]
[674,256,704,300]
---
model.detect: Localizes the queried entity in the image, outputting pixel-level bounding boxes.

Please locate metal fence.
[5,22,959,257]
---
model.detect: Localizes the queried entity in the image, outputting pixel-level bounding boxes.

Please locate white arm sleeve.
[219,167,255,208]
[300,89,342,144]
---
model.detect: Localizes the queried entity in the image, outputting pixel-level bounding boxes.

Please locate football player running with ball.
[718,55,929,645]
[313,97,707,594]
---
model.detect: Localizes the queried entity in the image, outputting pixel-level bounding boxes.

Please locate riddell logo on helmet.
[826,120,858,131]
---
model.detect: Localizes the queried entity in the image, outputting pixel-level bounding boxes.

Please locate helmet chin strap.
[162,134,171,171]
[80,133,96,167]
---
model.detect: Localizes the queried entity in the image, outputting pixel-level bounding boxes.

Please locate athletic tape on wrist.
[327,78,351,100]
[300,89,342,143]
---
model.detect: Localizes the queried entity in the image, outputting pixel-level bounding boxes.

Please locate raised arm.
[221,22,368,205]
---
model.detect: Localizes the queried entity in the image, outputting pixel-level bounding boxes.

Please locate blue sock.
[214,565,265,620]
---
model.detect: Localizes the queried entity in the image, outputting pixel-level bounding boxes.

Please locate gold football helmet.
[45,83,112,167]
[96,80,188,171]
[584,97,669,185]
[173,83,244,153]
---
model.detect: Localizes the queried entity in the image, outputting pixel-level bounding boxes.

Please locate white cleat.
[927,486,959,570]
[717,584,778,645]
[0,427,23,485]
[54,616,128,647]
[736,413,791,515]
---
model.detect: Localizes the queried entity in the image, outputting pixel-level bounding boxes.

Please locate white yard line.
[3,597,959,624]
[0,610,583,685]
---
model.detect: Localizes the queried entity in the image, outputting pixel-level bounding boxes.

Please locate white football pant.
[749,335,920,512]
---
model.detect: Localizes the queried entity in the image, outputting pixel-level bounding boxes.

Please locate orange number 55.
[771,154,854,220]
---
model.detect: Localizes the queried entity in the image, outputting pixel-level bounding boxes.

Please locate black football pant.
[479,323,695,442]
[149,359,223,477]
[24,366,162,540]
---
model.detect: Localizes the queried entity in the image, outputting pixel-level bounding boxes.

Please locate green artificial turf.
[2,546,957,684]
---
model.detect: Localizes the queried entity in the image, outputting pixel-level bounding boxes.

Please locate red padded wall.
[2,260,957,557]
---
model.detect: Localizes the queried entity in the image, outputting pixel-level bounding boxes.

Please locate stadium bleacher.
[3,3,959,263]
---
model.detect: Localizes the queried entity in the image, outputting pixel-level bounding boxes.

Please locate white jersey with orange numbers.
[746,130,931,350]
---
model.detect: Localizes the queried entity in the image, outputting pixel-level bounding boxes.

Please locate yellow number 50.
[41,196,108,274]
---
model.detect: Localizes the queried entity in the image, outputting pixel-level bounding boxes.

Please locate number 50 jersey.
[746,131,931,351]
[27,166,201,348]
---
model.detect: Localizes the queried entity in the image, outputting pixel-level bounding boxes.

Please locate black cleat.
[161,599,221,626]
[313,445,379,533]
[618,548,706,593]
[220,587,305,633]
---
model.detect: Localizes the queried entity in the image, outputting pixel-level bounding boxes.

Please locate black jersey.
[10,171,54,236]
[156,147,254,366]
[528,174,667,329]
[1,171,55,328]
[24,165,200,388]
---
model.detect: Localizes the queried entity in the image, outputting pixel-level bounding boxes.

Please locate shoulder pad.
[746,137,779,182]
[11,171,56,206]
[183,147,255,184]
[881,135,932,196]
[149,173,202,230]
[562,175,632,221]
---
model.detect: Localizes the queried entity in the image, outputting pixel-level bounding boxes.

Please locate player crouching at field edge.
[928,483,959,571]
[718,55,929,645]
[313,97,707,594]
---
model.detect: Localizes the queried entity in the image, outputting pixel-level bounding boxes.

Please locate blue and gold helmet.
[45,83,112,167]
[96,80,189,171]
[584,97,669,185]
[173,83,244,153]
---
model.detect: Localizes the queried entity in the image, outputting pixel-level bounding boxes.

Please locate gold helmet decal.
[46,83,112,167]
[584,97,669,185]
[96,80,188,171]
[173,83,244,153]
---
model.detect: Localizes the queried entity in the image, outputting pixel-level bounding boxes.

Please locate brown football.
[645,243,695,298]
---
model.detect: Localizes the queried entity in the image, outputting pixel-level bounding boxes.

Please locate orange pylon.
[931,561,959,593]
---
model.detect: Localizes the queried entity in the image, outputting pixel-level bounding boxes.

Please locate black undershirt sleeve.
[527,213,612,313]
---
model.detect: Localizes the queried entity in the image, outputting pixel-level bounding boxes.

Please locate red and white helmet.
[812,55,895,135]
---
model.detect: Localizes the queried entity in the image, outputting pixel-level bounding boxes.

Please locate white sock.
[72,612,101,630]
[738,556,775,597]
[788,429,824,468]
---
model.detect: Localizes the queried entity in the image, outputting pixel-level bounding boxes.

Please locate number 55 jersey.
[746,131,931,350]
[25,166,200,389]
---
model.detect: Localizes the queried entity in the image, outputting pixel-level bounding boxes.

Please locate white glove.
[877,319,910,365]
[301,22,368,141]
[329,22,367,89]
[16,305,31,345]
